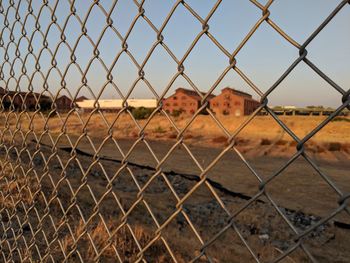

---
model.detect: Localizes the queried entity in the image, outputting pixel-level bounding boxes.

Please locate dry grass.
[211,135,228,144]
[0,157,171,262]
[59,220,169,262]
[1,112,349,157]
[0,163,38,209]
[3,112,347,170]
[0,143,348,262]
[2,112,350,143]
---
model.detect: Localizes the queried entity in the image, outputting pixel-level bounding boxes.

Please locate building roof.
[76,96,88,102]
[221,87,253,98]
[56,95,72,101]
[0,87,51,100]
[174,87,215,100]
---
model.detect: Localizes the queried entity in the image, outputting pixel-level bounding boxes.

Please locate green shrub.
[172,109,183,117]
[131,107,154,120]
[261,138,271,145]
[331,117,350,123]
[328,142,341,151]
[154,126,166,133]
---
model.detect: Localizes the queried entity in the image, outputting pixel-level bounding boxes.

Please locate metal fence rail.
[0,0,349,262]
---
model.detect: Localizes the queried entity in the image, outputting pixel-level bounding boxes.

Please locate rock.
[22,223,31,232]
[91,170,100,177]
[259,234,269,240]
[33,155,43,167]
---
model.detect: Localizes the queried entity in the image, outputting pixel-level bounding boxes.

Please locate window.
[173,96,177,100]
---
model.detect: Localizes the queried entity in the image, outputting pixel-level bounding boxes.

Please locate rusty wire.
[0,0,349,262]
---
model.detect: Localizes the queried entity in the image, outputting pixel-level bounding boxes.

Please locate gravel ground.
[0,137,349,262]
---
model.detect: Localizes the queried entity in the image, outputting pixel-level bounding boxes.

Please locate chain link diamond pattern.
[0,0,349,262]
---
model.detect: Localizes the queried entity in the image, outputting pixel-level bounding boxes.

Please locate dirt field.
[0,140,349,262]
[0,112,349,262]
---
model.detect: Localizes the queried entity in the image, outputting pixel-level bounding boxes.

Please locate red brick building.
[55,95,88,111]
[55,95,72,111]
[162,88,214,115]
[210,87,260,116]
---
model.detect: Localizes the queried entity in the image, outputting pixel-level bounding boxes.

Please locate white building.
[76,99,157,112]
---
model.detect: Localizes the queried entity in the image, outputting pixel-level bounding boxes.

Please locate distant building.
[210,87,260,116]
[162,88,214,115]
[0,87,52,111]
[55,95,72,111]
[76,99,157,112]
[55,95,90,111]
[284,105,297,109]
[76,96,88,102]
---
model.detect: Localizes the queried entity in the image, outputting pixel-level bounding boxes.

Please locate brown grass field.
[0,112,349,262]
[1,112,349,165]
[2,112,350,154]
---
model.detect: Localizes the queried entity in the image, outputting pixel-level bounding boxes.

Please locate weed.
[261,138,272,145]
[212,136,227,144]
[172,109,183,117]
[328,142,341,151]
[154,126,166,134]
[331,117,350,123]
[132,107,154,120]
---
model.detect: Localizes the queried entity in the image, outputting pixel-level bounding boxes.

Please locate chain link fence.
[0,0,349,262]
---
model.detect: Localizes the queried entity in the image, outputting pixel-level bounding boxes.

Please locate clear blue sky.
[2,0,349,107]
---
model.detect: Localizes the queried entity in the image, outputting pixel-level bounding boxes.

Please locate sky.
[0,0,349,107]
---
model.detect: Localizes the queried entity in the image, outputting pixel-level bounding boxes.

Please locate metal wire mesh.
[0,0,349,262]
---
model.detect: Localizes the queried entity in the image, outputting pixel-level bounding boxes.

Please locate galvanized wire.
[0,0,349,262]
